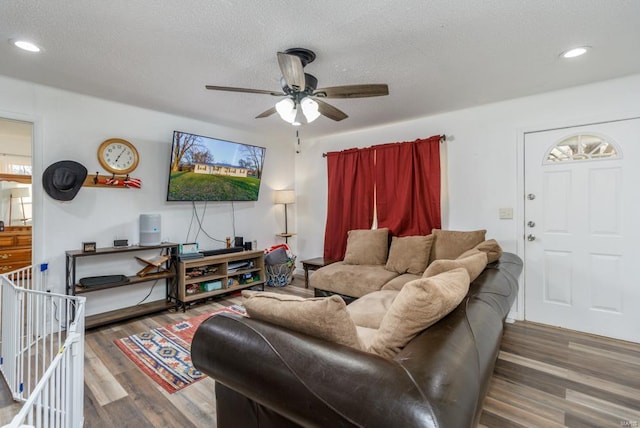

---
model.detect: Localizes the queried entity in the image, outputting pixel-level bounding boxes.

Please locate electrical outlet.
[499,208,513,220]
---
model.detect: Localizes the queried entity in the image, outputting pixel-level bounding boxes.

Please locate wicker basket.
[265,256,296,287]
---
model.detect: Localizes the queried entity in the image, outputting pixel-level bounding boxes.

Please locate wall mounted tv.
[167,131,266,202]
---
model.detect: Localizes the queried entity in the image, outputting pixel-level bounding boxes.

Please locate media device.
[166,130,267,202]
[139,214,161,246]
[200,247,244,257]
[179,242,200,254]
[79,275,129,287]
[234,236,243,247]
[113,239,129,248]
[177,252,204,261]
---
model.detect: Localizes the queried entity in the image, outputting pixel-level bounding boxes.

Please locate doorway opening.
[0,117,33,274]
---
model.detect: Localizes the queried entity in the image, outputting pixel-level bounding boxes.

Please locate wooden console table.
[65,242,178,328]
[174,249,265,310]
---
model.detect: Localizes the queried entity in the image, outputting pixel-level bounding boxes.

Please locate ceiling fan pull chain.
[296,129,301,154]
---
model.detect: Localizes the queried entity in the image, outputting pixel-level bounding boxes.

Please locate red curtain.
[375,135,441,236]
[323,148,375,261]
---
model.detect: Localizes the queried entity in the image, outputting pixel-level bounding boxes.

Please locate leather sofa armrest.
[192,313,439,427]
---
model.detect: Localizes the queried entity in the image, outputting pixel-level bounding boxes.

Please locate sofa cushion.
[424,250,488,282]
[355,326,377,350]
[381,273,421,291]
[242,291,362,350]
[343,228,389,265]
[429,229,487,263]
[368,268,471,358]
[385,235,433,275]
[459,239,503,264]
[347,290,399,329]
[310,262,399,298]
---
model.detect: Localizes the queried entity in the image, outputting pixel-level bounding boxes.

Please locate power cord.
[188,201,234,246]
[136,248,166,306]
[136,279,160,305]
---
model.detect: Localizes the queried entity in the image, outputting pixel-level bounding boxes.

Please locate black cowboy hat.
[42,160,88,201]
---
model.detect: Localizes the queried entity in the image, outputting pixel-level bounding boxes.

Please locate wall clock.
[98,138,139,174]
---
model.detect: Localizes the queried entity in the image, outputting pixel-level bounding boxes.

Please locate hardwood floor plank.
[488,376,629,427]
[486,378,566,424]
[482,396,566,428]
[84,340,128,406]
[499,351,569,378]
[108,369,197,428]
[568,342,640,367]
[499,349,640,406]
[162,378,217,427]
[566,389,640,423]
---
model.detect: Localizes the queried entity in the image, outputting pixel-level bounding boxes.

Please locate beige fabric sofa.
[311,228,501,302]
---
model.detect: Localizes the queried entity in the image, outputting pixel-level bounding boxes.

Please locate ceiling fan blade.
[255,106,277,119]
[205,85,283,96]
[277,52,306,91]
[313,84,389,99]
[315,99,348,121]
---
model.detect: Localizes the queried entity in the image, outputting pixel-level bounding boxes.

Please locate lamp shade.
[301,97,320,123]
[274,189,295,204]
[276,98,296,124]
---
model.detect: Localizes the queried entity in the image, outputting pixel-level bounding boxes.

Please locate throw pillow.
[368,268,470,358]
[385,235,434,275]
[242,290,362,350]
[459,239,503,264]
[429,229,487,262]
[347,290,399,329]
[423,250,487,282]
[264,247,289,265]
[343,228,389,265]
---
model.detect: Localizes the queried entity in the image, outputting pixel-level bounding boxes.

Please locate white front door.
[524,118,640,343]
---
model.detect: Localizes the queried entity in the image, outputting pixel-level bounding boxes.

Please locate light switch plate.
[499,208,513,219]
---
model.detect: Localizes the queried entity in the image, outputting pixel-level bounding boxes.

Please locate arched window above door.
[544,133,620,164]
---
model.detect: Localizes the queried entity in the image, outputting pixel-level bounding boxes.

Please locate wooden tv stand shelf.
[65,242,179,329]
[174,249,265,310]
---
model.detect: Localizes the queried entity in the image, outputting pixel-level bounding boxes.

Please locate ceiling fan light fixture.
[300,97,320,123]
[275,98,296,123]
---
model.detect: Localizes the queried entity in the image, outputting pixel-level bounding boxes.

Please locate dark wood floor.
[2,276,639,427]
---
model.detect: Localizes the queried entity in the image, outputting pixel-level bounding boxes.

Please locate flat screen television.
[167,131,266,202]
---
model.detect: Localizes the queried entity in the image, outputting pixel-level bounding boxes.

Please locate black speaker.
[234,236,243,247]
[243,241,252,251]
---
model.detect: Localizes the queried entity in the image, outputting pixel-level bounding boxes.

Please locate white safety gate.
[0,266,86,428]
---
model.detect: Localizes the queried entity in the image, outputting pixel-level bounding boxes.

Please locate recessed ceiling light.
[561,46,589,59]
[9,39,41,53]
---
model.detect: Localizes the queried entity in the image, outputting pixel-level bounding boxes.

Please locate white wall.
[295,73,640,309]
[0,75,295,316]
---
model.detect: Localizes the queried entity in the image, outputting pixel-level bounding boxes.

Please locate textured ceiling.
[1,1,639,141]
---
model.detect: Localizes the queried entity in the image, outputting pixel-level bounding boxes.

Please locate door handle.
[527,221,536,228]
[527,234,536,241]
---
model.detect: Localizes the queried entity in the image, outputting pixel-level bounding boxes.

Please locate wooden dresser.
[0,226,32,273]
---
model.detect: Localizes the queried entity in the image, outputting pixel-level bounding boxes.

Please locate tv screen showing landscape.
[167,131,266,202]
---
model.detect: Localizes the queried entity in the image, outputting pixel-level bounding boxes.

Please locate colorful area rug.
[114,305,245,393]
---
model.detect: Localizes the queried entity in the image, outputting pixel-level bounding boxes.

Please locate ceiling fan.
[205,48,389,126]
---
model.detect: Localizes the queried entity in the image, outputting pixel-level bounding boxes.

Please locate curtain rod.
[322,134,446,157]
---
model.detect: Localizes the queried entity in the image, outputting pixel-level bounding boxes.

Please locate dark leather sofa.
[192,252,522,428]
